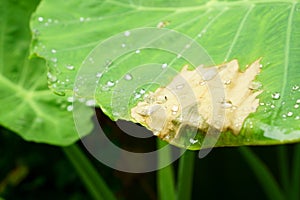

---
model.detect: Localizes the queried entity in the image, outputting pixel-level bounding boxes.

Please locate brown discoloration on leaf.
[131,59,262,139]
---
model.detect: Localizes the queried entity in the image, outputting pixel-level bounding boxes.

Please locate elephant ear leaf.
[0,0,93,145]
[30,0,300,148]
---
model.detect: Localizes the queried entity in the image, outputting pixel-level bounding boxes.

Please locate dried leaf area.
[131,59,263,140]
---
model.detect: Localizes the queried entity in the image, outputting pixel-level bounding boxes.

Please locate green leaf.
[239,147,284,200]
[0,0,93,145]
[30,0,300,148]
[157,139,176,200]
[63,144,117,200]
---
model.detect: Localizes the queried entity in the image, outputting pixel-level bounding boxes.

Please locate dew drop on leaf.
[67,105,73,112]
[38,17,43,22]
[176,84,184,89]
[189,138,198,144]
[67,96,75,102]
[224,79,231,85]
[66,65,75,70]
[292,85,299,91]
[287,112,293,117]
[96,72,102,78]
[124,73,133,80]
[249,81,262,90]
[124,31,130,37]
[106,81,115,87]
[139,89,145,94]
[271,92,281,100]
[161,63,168,69]
[203,69,217,81]
[85,99,96,107]
[221,100,233,109]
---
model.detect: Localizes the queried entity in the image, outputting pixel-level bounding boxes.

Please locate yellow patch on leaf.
[131,59,263,140]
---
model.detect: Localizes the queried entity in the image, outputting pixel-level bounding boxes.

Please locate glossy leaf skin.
[0,0,93,145]
[30,0,300,148]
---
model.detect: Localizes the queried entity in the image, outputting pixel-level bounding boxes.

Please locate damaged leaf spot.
[131,59,263,142]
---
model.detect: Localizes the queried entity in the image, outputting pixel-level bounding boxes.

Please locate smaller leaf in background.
[0,0,93,145]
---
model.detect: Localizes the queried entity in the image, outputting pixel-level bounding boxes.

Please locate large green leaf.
[0,0,93,145]
[30,0,300,148]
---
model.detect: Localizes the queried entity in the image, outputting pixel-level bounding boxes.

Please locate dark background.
[0,109,293,200]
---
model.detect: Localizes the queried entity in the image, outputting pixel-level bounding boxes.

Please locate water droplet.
[295,116,300,120]
[271,92,280,100]
[140,89,145,94]
[66,65,75,70]
[107,81,115,87]
[224,80,231,85]
[270,104,275,109]
[121,43,126,48]
[96,72,102,78]
[156,96,167,104]
[67,96,75,102]
[124,73,133,80]
[221,100,233,109]
[287,112,293,117]
[294,104,299,109]
[197,33,202,38]
[161,63,168,69]
[86,99,96,106]
[296,99,300,104]
[185,44,191,49]
[176,84,184,89]
[199,81,206,86]
[157,21,169,28]
[47,72,57,83]
[135,49,140,54]
[105,59,112,67]
[189,138,198,144]
[171,105,179,112]
[260,102,265,106]
[249,81,262,90]
[67,105,73,111]
[38,17,44,22]
[282,114,287,118]
[292,85,299,91]
[79,17,85,22]
[51,58,57,63]
[51,49,57,54]
[124,31,130,37]
[88,57,94,64]
[177,54,182,59]
[203,69,217,81]
[134,93,142,99]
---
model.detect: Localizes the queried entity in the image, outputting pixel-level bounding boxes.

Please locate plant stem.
[290,143,300,200]
[177,150,195,200]
[63,144,116,200]
[157,139,176,200]
[277,145,289,194]
[239,147,284,200]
